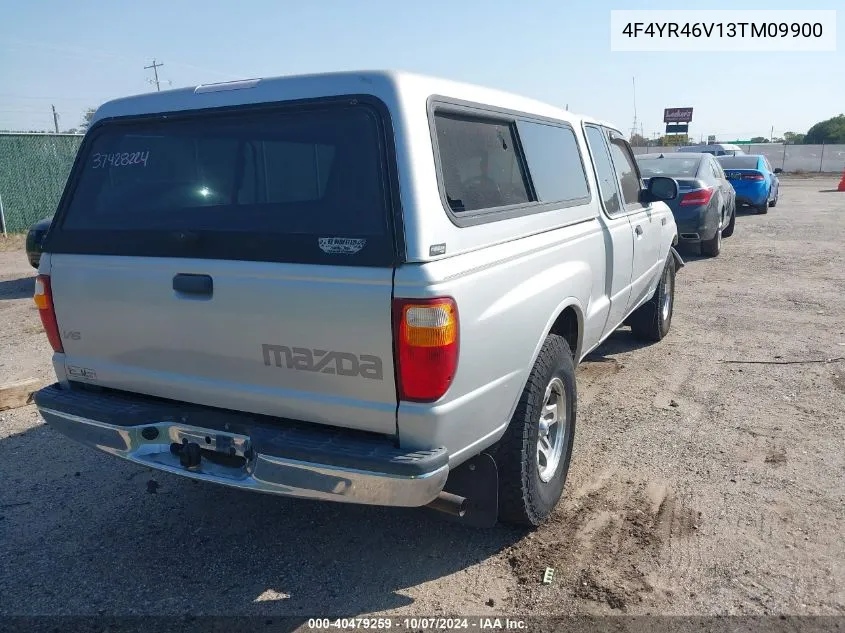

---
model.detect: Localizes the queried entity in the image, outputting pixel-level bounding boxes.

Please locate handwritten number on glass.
[92,151,149,169]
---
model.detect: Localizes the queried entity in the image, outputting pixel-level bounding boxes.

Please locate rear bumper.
[34,383,448,507]
[733,183,769,206]
[673,205,720,242]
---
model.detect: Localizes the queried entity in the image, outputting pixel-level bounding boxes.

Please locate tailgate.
[43,97,401,435]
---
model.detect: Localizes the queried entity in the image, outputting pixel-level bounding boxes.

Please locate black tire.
[722,208,736,238]
[629,255,676,342]
[769,190,778,207]
[701,227,722,257]
[494,334,576,527]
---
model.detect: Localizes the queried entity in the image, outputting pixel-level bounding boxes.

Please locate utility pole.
[630,77,638,143]
[51,104,59,133]
[144,59,164,91]
[770,125,774,142]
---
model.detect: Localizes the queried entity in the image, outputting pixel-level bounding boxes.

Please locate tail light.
[33,274,63,353]
[393,297,459,402]
[742,172,766,181]
[680,187,715,207]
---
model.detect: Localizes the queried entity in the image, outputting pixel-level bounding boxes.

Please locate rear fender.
[472,296,586,457]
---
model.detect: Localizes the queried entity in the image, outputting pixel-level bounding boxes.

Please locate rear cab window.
[47,98,400,266]
[430,103,591,226]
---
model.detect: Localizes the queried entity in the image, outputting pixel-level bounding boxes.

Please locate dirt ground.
[0,176,843,620]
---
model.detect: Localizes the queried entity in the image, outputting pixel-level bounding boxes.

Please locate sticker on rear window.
[318,237,366,255]
[91,151,149,169]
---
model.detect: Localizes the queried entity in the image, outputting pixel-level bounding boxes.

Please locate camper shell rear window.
[46,97,400,266]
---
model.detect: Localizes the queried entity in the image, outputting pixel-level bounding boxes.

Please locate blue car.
[717,154,781,214]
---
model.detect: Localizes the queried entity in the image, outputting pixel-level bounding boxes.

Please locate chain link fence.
[0,133,83,234]
[632,143,845,174]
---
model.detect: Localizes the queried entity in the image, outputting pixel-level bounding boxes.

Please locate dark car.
[717,154,781,214]
[636,152,736,257]
[26,216,52,269]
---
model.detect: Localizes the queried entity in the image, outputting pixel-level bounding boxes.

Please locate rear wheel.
[630,255,676,342]
[722,208,736,238]
[495,334,576,527]
[701,227,722,257]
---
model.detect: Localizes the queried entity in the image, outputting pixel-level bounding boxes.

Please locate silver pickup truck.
[33,71,682,527]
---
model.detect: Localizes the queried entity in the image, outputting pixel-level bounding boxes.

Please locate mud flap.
[670,246,685,270]
[434,452,499,528]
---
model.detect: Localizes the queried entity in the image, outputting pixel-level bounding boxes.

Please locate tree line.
[630,114,845,147]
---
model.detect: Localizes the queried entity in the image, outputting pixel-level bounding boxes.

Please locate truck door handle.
[635,225,643,236]
[173,273,213,296]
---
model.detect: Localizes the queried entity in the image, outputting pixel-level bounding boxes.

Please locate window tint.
[716,155,759,169]
[434,113,530,213]
[65,107,386,234]
[584,126,622,215]
[607,135,642,206]
[51,103,396,266]
[516,121,588,203]
[637,157,699,178]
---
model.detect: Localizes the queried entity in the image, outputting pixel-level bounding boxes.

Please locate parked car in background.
[717,154,781,214]
[26,216,52,268]
[31,70,684,528]
[677,143,744,157]
[636,152,736,257]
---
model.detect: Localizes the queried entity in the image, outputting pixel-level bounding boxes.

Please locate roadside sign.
[664,107,693,123]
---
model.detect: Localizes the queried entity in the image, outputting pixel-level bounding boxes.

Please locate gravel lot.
[0,176,843,620]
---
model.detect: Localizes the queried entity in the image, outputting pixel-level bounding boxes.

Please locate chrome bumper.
[38,406,448,507]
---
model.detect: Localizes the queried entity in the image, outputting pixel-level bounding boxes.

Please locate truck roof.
[92,69,616,131]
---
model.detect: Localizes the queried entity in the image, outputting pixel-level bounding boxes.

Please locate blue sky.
[0,0,842,140]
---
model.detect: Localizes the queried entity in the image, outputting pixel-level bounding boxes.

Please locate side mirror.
[643,176,679,202]
[774,167,783,174]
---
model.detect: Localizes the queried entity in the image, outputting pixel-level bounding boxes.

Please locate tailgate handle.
[173,273,213,296]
